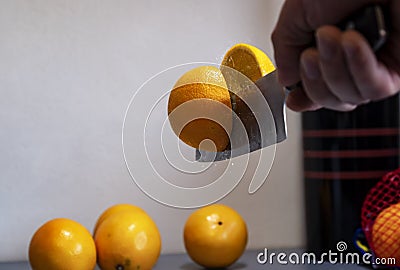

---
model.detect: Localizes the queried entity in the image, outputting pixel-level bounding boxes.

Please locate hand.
[272,0,400,112]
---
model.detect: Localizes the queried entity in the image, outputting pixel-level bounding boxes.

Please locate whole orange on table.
[29,218,96,270]
[94,204,162,270]
[93,203,145,234]
[183,204,248,268]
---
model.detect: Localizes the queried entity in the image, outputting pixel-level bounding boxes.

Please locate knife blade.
[195,69,286,162]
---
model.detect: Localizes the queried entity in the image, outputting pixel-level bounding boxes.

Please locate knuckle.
[362,80,400,101]
[372,86,398,100]
[336,104,357,112]
[342,97,366,106]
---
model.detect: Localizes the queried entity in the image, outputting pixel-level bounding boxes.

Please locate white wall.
[0,0,305,262]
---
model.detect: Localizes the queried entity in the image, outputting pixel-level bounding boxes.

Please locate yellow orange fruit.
[29,218,96,270]
[183,204,248,268]
[220,43,275,116]
[221,43,275,82]
[93,204,145,234]
[372,203,400,265]
[167,66,232,152]
[94,210,161,270]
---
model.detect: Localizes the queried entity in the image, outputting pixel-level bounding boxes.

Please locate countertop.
[0,250,369,270]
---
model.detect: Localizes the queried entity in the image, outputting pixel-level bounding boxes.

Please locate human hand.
[272,0,400,112]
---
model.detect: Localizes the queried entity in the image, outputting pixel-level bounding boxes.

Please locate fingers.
[342,30,400,101]
[287,27,400,112]
[286,47,355,112]
[272,0,387,88]
[316,26,369,105]
[300,48,357,111]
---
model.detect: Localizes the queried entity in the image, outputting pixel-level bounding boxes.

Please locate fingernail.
[301,55,320,80]
[316,31,337,61]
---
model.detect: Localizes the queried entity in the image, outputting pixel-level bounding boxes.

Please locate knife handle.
[285,4,388,92]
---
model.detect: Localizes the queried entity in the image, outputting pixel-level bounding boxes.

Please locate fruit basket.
[358,168,400,269]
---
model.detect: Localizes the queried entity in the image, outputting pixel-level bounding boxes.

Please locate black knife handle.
[285,4,388,92]
[338,4,388,51]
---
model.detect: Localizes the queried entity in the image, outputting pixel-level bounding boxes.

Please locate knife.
[197,4,388,162]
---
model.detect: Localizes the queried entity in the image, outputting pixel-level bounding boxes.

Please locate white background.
[0,0,305,261]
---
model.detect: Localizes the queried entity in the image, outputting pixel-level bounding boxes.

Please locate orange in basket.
[371,203,400,265]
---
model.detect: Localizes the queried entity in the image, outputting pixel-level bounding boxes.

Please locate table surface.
[0,250,369,270]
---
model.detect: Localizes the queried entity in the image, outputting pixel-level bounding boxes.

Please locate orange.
[183,204,248,268]
[221,43,275,82]
[167,66,232,152]
[220,43,275,117]
[29,218,96,270]
[93,204,145,234]
[372,203,400,265]
[94,210,161,270]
